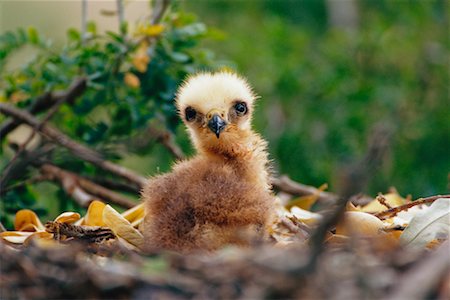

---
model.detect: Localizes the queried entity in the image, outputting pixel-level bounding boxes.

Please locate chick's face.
[176,72,257,151]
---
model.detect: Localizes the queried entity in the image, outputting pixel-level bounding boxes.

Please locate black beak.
[207,114,227,138]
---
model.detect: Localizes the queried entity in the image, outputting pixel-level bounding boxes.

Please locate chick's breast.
[142,158,273,253]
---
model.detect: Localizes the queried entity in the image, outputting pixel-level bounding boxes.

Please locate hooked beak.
[207,114,227,138]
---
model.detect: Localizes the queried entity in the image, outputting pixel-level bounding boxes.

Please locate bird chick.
[142,72,274,253]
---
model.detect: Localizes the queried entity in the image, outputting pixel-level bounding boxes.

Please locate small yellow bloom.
[124,72,140,88]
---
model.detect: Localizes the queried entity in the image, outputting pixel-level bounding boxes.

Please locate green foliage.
[185,0,449,197]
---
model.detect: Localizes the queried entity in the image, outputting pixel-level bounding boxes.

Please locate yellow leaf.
[361,192,406,213]
[103,205,144,249]
[124,72,140,88]
[24,231,54,246]
[290,206,322,225]
[285,183,328,210]
[84,200,106,226]
[14,209,45,231]
[336,211,386,236]
[0,231,34,244]
[54,212,81,224]
[121,203,145,223]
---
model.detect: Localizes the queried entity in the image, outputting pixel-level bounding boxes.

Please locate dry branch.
[375,194,450,219]
[41,164,136,208]
[45,221,115,243]
[0,103,147,187]
[271,175,339,204]
[0,77,86,139]
[386,241,450,300]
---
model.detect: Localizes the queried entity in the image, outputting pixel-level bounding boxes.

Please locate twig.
[0,143,55,192]
[271,175,339,204]
[116,0,124,32]
[81,0,88,45]
[0,174,51,196]
[45,221,115,243]
[0,103,147,187]
[148,127,185,160]
[150,0,171,25]
[375,193,392,209]
[375,194,450,219]
[0,221,6,233]
[385,241,450,300]
[41,164,137,208]
[87,176,141,194]
[0,77,86,140]
[1,78,87,184]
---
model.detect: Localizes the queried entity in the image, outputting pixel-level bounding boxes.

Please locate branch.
[0,103,146,187]
[148,127,185,160]
[86,176,141,194]
[150,0,171,25]
[45,221,115,243]
[271,175,339,204]
[375,194,450,219]
[0,77,87,140]
[0,143,55,192]
[41,164,136,208]
[386,241,450,300]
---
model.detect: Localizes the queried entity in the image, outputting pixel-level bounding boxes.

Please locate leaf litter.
[1,190,449,299]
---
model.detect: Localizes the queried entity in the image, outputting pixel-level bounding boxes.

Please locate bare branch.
[151,0,171,25]
[148,127,185,160]
[41,164,137,208]
[116,0,124,31]
[271,175,339,204]
[386,241,450,300]
[81,0,88,45]
[0,77,86,140]
[375,194,450,219]
[0,103,146,187]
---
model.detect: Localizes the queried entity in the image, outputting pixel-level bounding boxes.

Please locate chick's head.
[176,72,258,154]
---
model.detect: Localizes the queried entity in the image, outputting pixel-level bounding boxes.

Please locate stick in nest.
[45,221,115,243]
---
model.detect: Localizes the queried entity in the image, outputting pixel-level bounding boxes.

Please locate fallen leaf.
[361,192,406,213]
[290,206,322,225]
[54,212,81,224]
[103,205,144,249]
[400,198,450,248]
[85,200,106,226]
[285,183,328,210]
[121,203,145,224]
[0,231,34,244]
[336,211,386,236]
[14,209,45,231]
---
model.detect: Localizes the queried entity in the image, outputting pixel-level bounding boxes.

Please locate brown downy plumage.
[142,72,274,253]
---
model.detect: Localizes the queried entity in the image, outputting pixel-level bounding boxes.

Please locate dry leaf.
[0,231,34,244]
[103,205,144,249]
[54,212,81,224]
[336,211,386,236]
[85,200,106,226]
[361,192,406,213]
[400,198,450,248]
[285,183,328,210]
[14,209,45,231]
[121,203,145,223]
[290,206,322,225]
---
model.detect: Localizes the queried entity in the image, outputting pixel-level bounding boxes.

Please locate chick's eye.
[234,102,247,115]
[185,107,197,122]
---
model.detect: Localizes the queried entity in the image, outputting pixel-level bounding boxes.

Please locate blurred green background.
[1,0,448,226]
[183,0,449,197]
